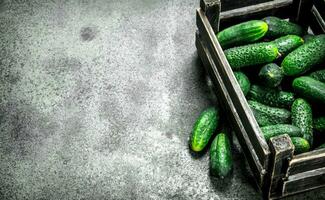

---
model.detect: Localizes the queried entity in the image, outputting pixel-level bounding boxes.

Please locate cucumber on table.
[190,107,219,152]
[292,76,325,103]
[262,16,304,38]
[210,133,233,178]
[272,35,304,56]
[234,71,251,96]
[314,116,325,132]
[248,100,291,127]
[291,137,310,154]
[258,63,284,88]
[248,85,295,108]
[281,34,325,76]
[224,42,279,69]
[292,98,313,146]
[217,20,268,49]
[261,124,302,141]
[310,69,325,83]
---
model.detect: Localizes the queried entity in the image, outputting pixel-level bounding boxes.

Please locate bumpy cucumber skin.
[248,100,291,127]
[261,124,302,141]
[262,16,304,38]
[190,107,219,152]
[310,69,325,83]
[234,71,251,96]
[272,35,304,56]
[224,42,279,69]
[258,63,284,88]
[292,98,313,145]
[292,76,325,103]
[314,116,325,132]
[217,20,268,48]
[281,34,325,76]
[248,85,295,108]
[291,137,310,154]
[210,133,233,178]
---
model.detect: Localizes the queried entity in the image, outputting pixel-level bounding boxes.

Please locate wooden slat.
[219,0,293,28]
[220,0,273,12]
[314,0,325,18]
[196,8,270,168]
[263,135,294,199]
[310,5,325,34]
[282,167,325,196]
[221,0,292,19]
[200,0,221,32]
[287,148,325,176]
[290,0,313,29]
[195,33,266,186]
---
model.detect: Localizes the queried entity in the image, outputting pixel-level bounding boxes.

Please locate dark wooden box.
[195,0,325,199]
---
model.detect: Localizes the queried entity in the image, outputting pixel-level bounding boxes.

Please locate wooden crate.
[195,0,325,199]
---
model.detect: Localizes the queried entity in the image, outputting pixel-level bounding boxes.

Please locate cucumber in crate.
[196,0,325,198]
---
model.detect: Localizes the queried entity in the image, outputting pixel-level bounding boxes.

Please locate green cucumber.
[316,143,325,150]
[190,107,219,152]
[310,69,325,83]
[272,35,304,56]
[291,137,310,154]
[234,71,251,96]
[217,20,268,48]
[292,98,313,145]
[261,124,302,141]
[248,100,291,127]
[248,85,295,108]
[262,16,304,38]
[282,34,325,76]
[210,133,233,178]
[258,63,284,88]
[314,116,325,132]
[224,42,279,69]
[292,76,325,103]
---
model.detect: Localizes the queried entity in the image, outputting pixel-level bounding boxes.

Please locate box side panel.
[288,149,325,176]
[196,33,265,186]
[282,167,325,196]
[196,8,270,167]
[219,0,293,29]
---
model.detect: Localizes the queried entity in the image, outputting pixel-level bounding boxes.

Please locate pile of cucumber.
[190,107,233,178]
[190,16,325,178]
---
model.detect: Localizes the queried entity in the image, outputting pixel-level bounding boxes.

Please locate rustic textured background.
[0,0,324,199]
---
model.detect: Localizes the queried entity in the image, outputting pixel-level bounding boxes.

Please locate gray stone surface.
[0,0,324,199]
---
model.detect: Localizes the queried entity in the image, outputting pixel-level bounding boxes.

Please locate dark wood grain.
[287,149,325,176]
[220,0,273,12]
[200,0,221,32]
[263,135,294,199]
[282,167,325,196]
[219,0,293,29]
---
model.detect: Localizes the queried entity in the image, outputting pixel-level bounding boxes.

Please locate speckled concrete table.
[0,1,324,199]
